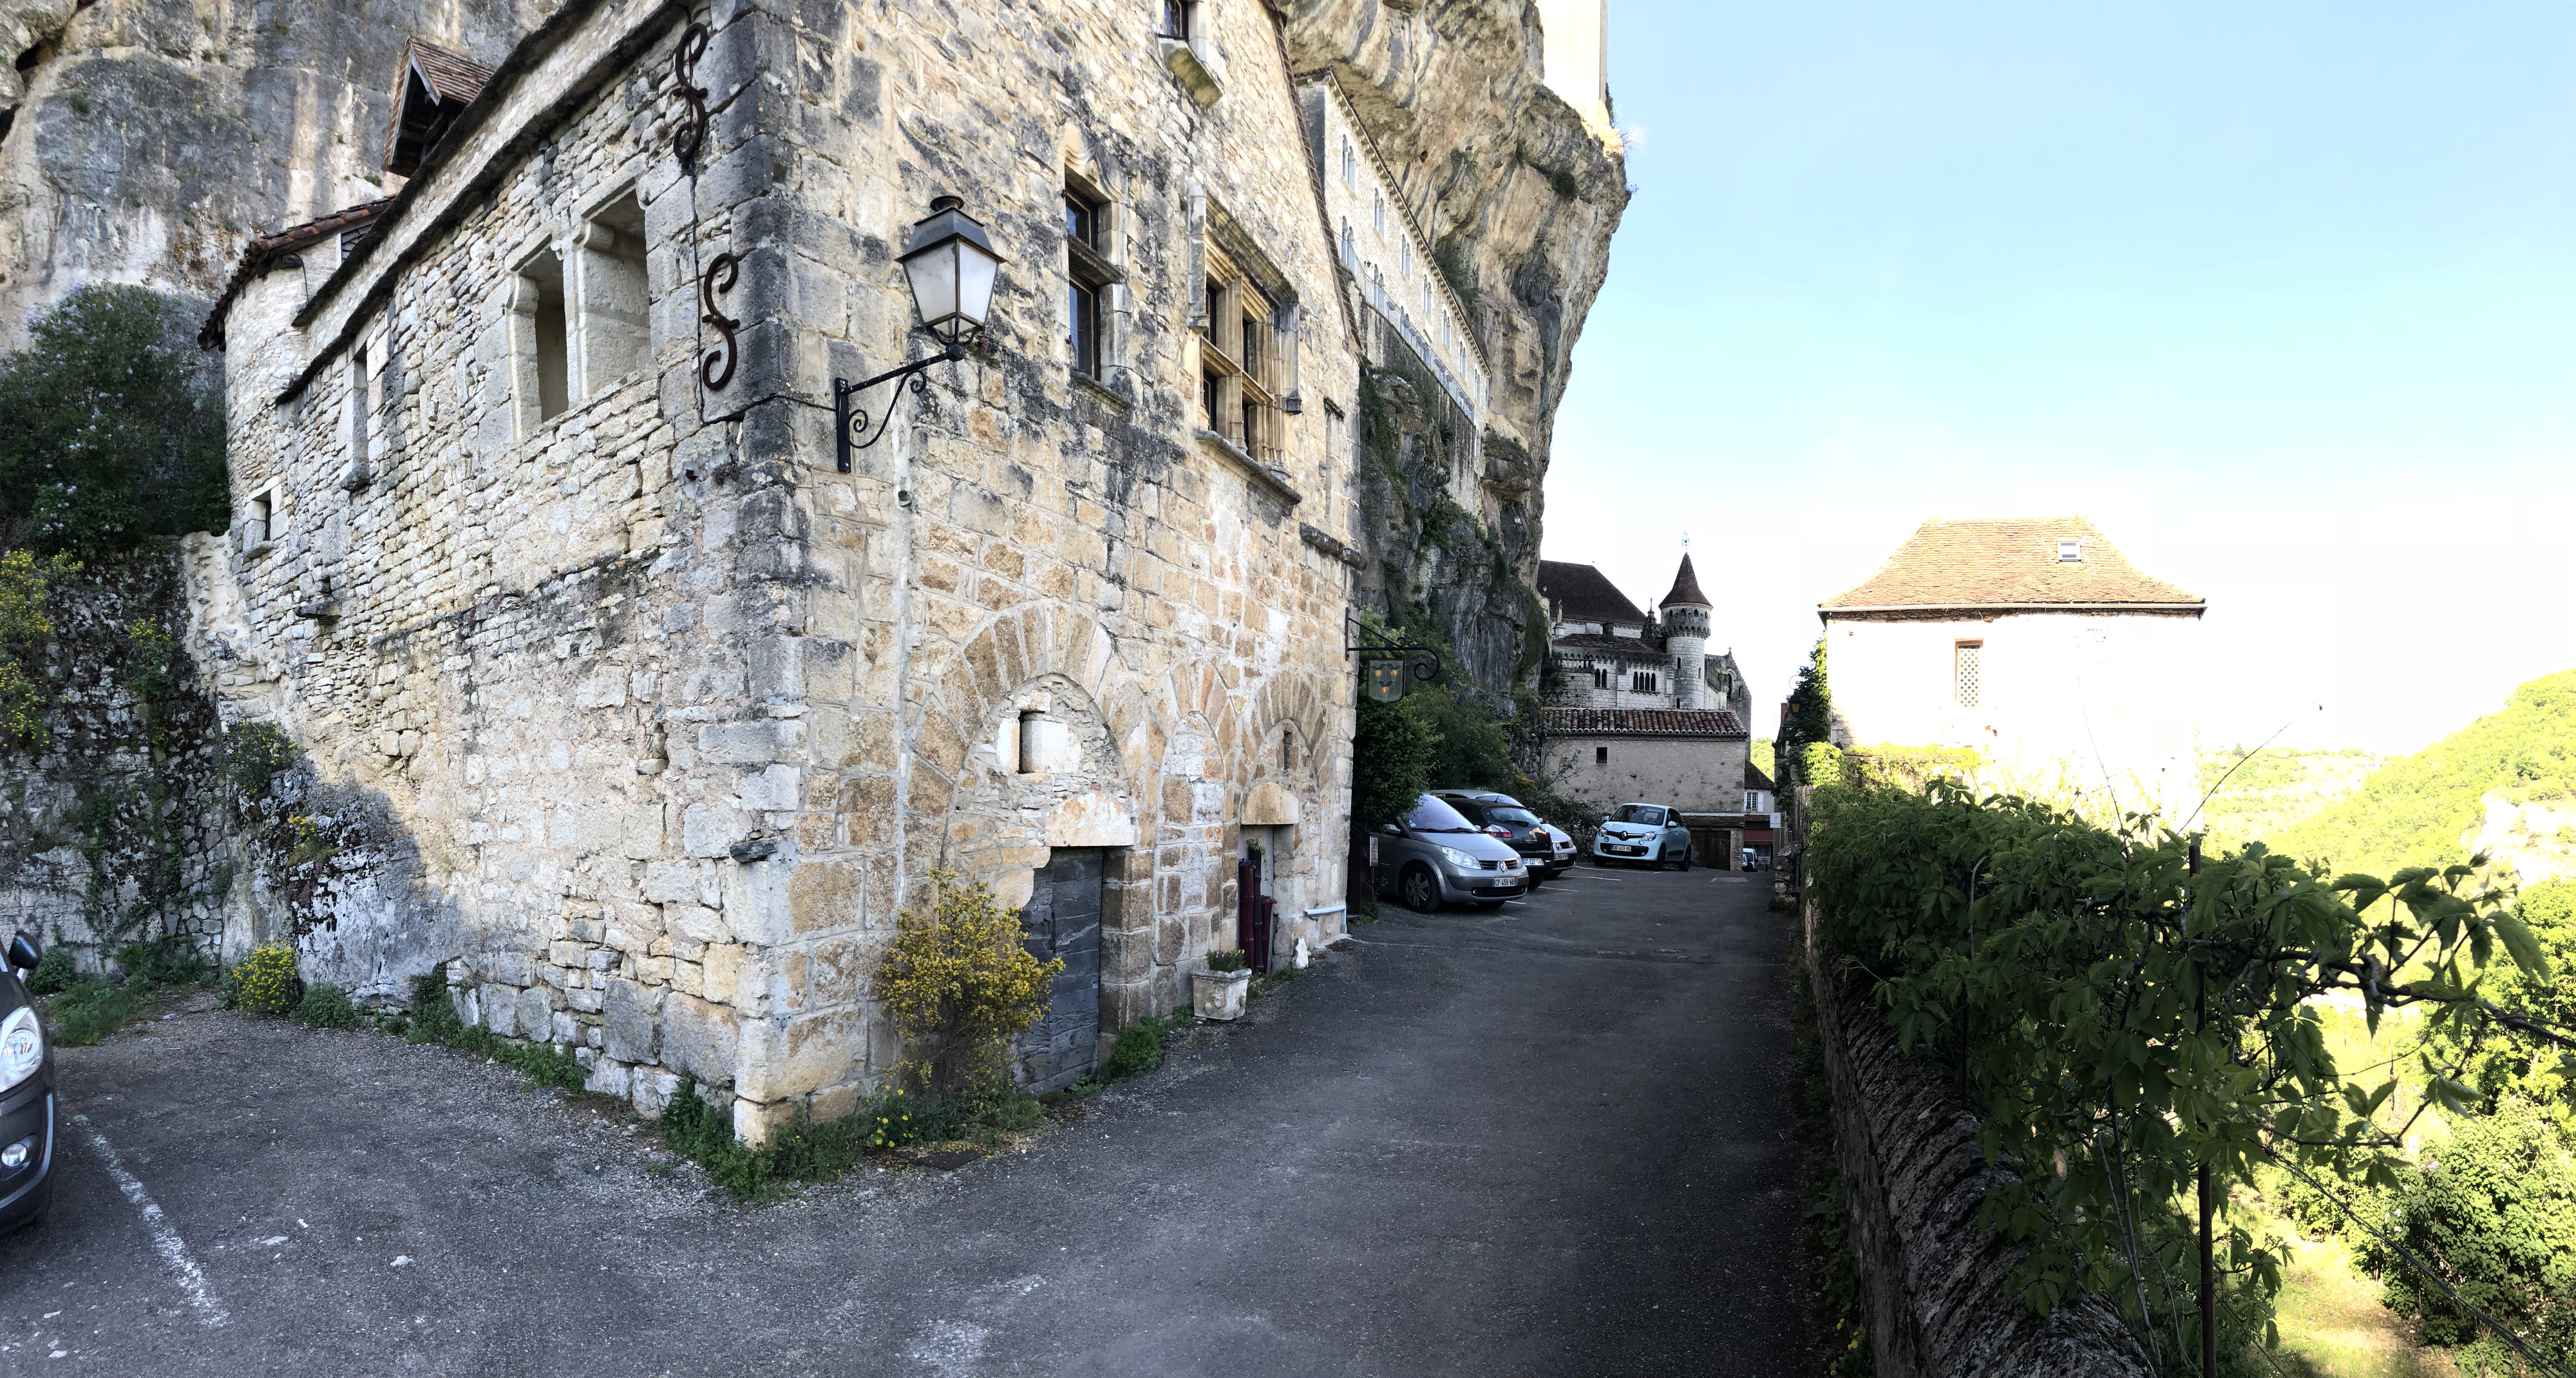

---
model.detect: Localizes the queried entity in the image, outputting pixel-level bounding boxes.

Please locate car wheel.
[1401,865,1442,914]
[1676,847,1690,872]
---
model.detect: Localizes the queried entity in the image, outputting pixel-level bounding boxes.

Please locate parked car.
[1372,793,1528,912]
[1431,790,1573,883]
[1591,802,1693,870]
[0,935,55,1233]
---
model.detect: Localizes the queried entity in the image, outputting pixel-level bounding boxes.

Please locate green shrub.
[225,720,299,798]
[1104,1017,1170,1082]
[225,942,300,1015]
[0,283,228,554]
[657,1078,875,1201]
[46,978,152,1046]
[2361,1098,2576,1368]
[292,982,360,1029]
[874,871,1061,1101]
[1205,949,1247,973]
[405,966,464,1042]
[23,944,77,996]
[116,934,208,989]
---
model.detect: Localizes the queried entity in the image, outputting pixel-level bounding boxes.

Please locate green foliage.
[123,618,176,703]
[1431,234,1481,315]
[1548,166,1580,200]
[656,1079,1032,1201]
[404,966,464,1042]
[2429,880,2576,1133]
[0,284,230,553]
[1808,780,2561,1332]
[225,720,300,798]
[292,982,361,1029]
[225,941,301,1015]
[2360,1098,2576,1368]
[46,977,152,1047]
[1352,693,1437,828]
[2277,670,2576,879]
[1415,684,1513,791]
[2195,747,2384,854]
[874,871,1061,1101]
[117,934,207,988]
[1105,1015,1174,1082]
[23,944,77,996]
[1752,737,1776,780]
[1205,948,1247,973]
[1781,637,1835,783]
[0,550,77,746]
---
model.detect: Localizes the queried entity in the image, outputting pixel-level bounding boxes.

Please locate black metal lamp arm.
[833,341,969,472]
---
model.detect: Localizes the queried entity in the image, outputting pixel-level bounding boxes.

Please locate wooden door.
[1018,849,1104,1093]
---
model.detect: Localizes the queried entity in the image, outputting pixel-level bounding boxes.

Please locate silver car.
[1372,793,1529,912]
[1591,801,1694,870]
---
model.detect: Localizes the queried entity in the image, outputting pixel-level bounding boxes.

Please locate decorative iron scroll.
[699,251,741,390]
[672,22,712,173]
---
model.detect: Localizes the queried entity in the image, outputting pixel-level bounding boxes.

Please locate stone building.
[1819,517,2206,819]
[1535,553,1754,834]
[185,0,1389,1136]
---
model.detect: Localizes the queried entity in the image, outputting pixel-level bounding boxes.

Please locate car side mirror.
[6,935,39,971]
[1379,823,1402,836]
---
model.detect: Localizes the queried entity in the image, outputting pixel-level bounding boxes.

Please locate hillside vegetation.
[2271,669,2576,880]
[2197,747,2386,854]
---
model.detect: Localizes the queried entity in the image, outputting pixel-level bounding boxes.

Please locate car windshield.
[1611,805,1665,826]
[1403,794,1477,833]
[1488,807,1540,826]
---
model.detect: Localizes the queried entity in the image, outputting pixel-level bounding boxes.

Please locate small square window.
[2057,539,2081,562]
[246,492,273,548]
[1595,746,1608,765]
[1955,641,1982,709]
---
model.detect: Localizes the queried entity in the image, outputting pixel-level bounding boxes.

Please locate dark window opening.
[1069,281,1099,378]
[1158,0,1191,40]
[1595,746,1608,765]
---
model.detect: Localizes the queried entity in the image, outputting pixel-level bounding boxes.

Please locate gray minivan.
[1372,793,1529,912]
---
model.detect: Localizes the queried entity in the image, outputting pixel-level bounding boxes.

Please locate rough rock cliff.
[1285,0,1626,700]
[0,0,546,346]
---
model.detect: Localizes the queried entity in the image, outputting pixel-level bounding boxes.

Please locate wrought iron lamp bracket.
[1343,611,1443,694]
[833,339,971,472]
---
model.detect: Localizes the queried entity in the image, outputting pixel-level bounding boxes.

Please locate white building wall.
[1824,612,2203,821]
[1533,0,1610,132]
[1545,734,1750,818]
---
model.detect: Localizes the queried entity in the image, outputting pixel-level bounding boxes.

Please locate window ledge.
[1072,371,1133,411]
[1195,428,1300,507]
[1159,37,1222,107]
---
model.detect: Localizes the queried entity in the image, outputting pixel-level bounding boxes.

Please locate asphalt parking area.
[0,863,1810,1376]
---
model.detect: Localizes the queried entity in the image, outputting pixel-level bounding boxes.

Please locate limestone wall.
[193,0,1367,1138]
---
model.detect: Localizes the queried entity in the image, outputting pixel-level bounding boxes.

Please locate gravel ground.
[0,863,1812,1377]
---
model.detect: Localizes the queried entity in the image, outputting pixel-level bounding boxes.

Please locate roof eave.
[1816,600,2207,617]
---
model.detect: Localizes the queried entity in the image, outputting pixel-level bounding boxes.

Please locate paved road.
[0,864,1812,1377]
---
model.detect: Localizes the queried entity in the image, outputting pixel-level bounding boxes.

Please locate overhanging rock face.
[1804,901,2157,1378]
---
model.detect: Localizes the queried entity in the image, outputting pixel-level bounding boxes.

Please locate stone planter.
[1191,966,1251,1022]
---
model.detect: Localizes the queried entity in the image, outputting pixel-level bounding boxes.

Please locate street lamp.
[835,194,1008,472]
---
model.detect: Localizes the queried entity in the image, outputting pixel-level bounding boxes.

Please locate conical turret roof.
[1660,554,1710,609]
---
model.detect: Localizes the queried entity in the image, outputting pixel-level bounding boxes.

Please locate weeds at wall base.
[1788,907,1874,1377]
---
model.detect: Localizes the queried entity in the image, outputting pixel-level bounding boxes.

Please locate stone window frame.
[1629,668,1658,694]
[1197,248,1283,465]
[1061,163,1129,396]
[341,335,382,490]
[1340,135,1356,189]
[499,180,654,443]
[242,487,278,555]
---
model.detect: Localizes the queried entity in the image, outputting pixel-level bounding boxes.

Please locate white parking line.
[72,1114,227,1327]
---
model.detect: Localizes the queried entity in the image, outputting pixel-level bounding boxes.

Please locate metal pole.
[2192,839,2215,1377]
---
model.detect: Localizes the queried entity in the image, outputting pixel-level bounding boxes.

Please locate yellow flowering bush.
[0,550,75,747]
[226,942,300,1015]
[874,871,1061,1101]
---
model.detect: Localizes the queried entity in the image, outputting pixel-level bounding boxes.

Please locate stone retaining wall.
[1802,897,2156,1378]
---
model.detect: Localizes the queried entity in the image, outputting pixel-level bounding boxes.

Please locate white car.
[1591,802,1693,870]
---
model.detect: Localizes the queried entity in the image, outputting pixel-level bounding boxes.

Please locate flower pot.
[1191,966,1251,1021]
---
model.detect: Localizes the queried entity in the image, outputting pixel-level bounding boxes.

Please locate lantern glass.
[898,196,1005,343]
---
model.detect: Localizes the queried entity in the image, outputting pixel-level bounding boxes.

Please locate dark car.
[0,935,55,1233]
[1432,790,1573,883]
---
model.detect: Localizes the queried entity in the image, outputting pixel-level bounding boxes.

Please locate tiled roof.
[1660,553,1709,609]
[1551,632,1667,655]
[406,38,497,104]
[1821,517,2203,612]
[1537,560,1649,627]
[197,200,395,349]
[385,38,500,177]
[1746,760,1776,792]
[1543,707,1748,739]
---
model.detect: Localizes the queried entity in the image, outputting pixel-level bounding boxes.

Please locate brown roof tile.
[1551,633,1667,655]
[1538,560,1649,627]
[1820,517,2202,612]
[1659,553,1709,609]
[197,200,395,349]
[1542,707,1748,738]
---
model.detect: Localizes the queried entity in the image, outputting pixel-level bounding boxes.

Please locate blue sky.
[1540,1,2576,756]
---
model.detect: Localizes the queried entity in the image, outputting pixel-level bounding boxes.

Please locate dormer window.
[2056,539,2081,562]
[383,39,496,178]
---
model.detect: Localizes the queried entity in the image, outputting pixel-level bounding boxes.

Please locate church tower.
[1660,553,1711,709]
